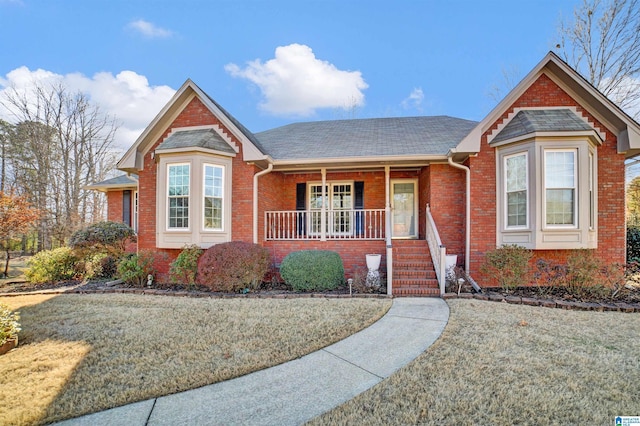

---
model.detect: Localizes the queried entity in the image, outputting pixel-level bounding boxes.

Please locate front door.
[391,180,417,238]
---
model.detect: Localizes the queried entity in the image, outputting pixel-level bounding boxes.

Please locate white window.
[308,182,353,235]
[203,164,224,230]
[544,150,576,227]
[505,153,528,228]
[167,163,190,229]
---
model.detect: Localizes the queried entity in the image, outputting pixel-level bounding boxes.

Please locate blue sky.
[0,0,581,150]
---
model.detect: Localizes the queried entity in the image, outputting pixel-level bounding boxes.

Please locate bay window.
[203,164,224,230]
[497,140,598,249]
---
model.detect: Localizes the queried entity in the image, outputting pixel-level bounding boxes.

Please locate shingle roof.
[85,174,138,191]
[254,116,478,160]
[155,128,236,154]
[492,109,593,143]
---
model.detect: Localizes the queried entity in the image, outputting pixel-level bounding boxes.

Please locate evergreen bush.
[196,241,270,292]
[280,250,344,291]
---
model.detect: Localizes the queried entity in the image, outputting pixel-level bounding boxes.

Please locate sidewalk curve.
[56,297,449,426]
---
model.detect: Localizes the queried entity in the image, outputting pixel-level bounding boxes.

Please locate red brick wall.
[106,191,124,223]
[428,164,466,265]
[469,73,625,285]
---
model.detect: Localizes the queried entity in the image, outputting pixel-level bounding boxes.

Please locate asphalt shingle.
[492,109,593,143]
[254,116,478,160]
[155,128,236,154]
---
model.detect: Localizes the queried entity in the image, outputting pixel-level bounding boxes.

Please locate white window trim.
[543,148,578,229]
[308,181,354,236]
[167,162,191,231]
[202,163,225,232]
[504,152,529,230]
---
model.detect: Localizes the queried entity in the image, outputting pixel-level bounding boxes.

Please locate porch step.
[392,240,440,297]
[393,286,441,297]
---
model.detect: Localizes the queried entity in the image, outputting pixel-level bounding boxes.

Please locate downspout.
[447,155,470,275]
[385,166,392,296]
[253,163,273,244]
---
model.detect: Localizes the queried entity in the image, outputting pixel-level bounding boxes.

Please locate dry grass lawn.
[311,299,640,425]
[0,293,391,425]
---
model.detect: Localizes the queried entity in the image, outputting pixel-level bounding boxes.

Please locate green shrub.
[480,244,532,291]
[117,250,159,287]
[70,221,136,255]
[25,247,79,284]
[0,303,20,346]
[169,244,203,286]
[627,226,640,262]
[280,250,344,292]
[196,241,271,292]
[82,252,118,280]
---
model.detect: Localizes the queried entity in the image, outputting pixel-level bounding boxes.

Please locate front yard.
[311,299,640,425]
[0,294,391,425]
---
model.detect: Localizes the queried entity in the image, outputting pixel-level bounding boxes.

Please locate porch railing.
[265,209,386,240]
[426,204,446,295]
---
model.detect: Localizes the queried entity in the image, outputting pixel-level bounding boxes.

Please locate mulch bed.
[0,279,390,299]
[445,286,640,312]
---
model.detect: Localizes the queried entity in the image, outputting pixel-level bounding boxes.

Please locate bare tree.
[1,82,118,250]
[558,0,640,119]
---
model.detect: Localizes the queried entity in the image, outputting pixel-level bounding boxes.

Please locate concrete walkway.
[56,297,449,426]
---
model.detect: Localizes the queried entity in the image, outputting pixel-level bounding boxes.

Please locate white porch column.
[385,166,393,295]
[321,168,327,242]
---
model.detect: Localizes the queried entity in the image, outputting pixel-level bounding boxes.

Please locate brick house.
[89,52,640,296]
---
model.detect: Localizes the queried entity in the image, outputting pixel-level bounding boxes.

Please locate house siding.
[469,73,625,286]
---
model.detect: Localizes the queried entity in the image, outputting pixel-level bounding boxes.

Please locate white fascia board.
[272,154,447,166]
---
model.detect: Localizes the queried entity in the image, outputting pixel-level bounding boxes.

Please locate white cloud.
[225,43,368,116]
[0,66,176,149]
[401,87,424,112]
[127,19,173,39]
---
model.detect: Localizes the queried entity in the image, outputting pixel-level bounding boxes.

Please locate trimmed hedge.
[197,241,271,292]
[69,221,136,254]
[280,250,344,291]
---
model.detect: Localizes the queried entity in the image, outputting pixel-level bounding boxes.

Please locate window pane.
[506,154,526,192]
[203,165,224,230]
[545,151,574,188]
[505,153,527,227]
[507,190,527,227]
[546,189,574,225]
[167,164,190,229]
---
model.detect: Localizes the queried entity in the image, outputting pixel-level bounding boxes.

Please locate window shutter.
[296,183,306,210]
[296,183,306,236]
[123,190,131,227]
[354,181,364,235]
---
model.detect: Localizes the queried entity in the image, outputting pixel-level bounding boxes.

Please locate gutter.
[253,163,274,244]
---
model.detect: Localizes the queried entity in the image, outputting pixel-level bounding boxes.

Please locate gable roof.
[454,51,640,159]
[117,79,266,173]
[84,174,138,192]
[255,116,478,162]
[491,109,594,144]
[155,128,237,155]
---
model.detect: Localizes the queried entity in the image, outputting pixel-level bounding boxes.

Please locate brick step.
[394,261,434,269]
[393,287,441,297]
[392,278,439,287]
[393,252,432,261]
[394,270,437,279]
